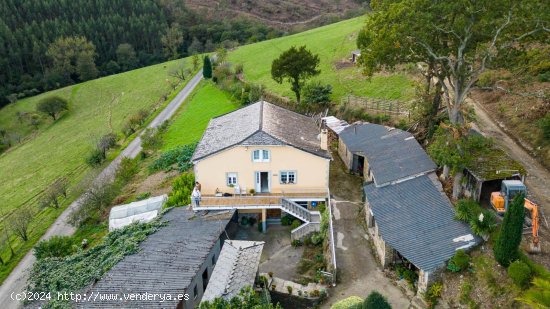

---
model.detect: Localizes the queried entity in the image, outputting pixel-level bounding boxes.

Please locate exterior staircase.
[282,198,321,241]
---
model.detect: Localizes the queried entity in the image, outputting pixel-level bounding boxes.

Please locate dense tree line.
[0,0,281,107]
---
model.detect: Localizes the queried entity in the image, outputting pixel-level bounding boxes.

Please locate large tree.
[116,43,138,71]
[494,193,525,267]
[46,36,96,82]
[36,96,69,121]
[161,23,184,60]
[271,46,320,103]
[358,0,549,126]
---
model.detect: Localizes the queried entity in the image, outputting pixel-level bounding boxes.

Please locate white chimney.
[320,129,328,150]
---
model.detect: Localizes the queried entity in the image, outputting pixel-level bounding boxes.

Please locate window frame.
[226,172,238,186]
[279,170,297,184]
[252,149,270,162]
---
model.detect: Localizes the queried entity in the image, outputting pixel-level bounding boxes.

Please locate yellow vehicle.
[490,180,540,253]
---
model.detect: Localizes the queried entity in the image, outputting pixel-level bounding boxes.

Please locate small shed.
[364,173,479,293]
[321,116,349,146]
[351,49,361,63]
[201,240,265,303]
[462,146,526,204]
[108,194,167,231]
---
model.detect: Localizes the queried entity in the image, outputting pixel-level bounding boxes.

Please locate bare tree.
[41,177,69,208]
[168,61,189,82]
[9,207,35,241]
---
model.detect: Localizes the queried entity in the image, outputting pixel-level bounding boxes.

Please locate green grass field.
[162,81,240,150]
[227,17,415,102]
[0,57,191,282]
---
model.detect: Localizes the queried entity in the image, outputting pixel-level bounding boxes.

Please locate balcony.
[196,187,328,209]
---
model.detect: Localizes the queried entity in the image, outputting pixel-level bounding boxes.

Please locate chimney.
[320,129,328,150]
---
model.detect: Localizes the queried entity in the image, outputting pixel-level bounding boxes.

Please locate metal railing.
[327,189,337,285]
[281,198,311,222]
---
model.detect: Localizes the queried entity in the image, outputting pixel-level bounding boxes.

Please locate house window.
[280,171,297,184]
[252,149,270,162]
[226,172,238,186]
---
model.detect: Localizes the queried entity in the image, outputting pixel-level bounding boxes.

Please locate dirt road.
[0,71,203,309]
[469,99,550,215]
[322,157,411,309]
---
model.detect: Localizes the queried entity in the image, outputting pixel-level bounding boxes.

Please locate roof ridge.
[259,100,264,130]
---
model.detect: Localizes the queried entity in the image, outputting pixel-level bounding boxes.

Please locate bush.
[149,143,197,172]
[36,96,69,120]
[303,82,332,107]
[310,232,324,246]
[34,236,76,260]
[281,215,293,226]
[141,127,163,151]
[290,219,302,230]
[165,173,195,207]
[291,239,303,247]
[539,113,550,141]
[424,282,443,308]
[97,133,117,155]
[508,260,532,289]
[363,291,392,309]
[85,148,105,167]
[116,157,139,183]
[447,250,470,272]
[330,296,363,309]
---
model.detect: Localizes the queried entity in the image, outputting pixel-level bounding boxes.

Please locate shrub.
[34,236,76,260]
[303,82,332,107]
[149,143,197,172]
[97,133,117,155]
[447,250,470,272]
[141,127,163,151]
[116,157,139,183]
[281,215,293,226]
[539,113,550,141]
[291,239,303,247]
[290,219,302,230]
[330,296,363,309]
[494,193,525,267]
[469,209,497,239]
[310,232,324,246]
[123,109,149,136]
[424,282,443,308]
[363,291,392,309]
[165,173,195,207]
[85,148,105,167]
[287,285,293,294]
[508,260,532,289]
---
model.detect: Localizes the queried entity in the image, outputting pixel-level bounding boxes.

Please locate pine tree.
[494,193,525,267]
[203,56,212,79]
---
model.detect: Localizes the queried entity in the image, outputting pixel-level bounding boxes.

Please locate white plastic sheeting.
[108,194,167,231]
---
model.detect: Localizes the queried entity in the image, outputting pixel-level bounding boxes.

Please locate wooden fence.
[341,95,410,118]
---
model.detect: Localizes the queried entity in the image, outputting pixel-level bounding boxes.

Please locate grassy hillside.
[162,82,240,150]
[227,17,415,102]
[0,57,191,281]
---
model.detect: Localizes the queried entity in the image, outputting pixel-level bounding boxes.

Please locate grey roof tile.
[364,175,479,272]
[201,240,264,303]
[77,209,235,308]
[340,123,436,186]
[192,101,330,161]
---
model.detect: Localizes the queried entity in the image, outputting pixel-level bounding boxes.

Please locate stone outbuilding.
[364,174,478,293]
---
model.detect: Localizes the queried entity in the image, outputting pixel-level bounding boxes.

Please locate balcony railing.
[197,187,328,208]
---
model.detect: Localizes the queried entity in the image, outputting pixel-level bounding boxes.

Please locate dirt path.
[469,98,550,215]
[322,157,411,308]
[0,71,203,309]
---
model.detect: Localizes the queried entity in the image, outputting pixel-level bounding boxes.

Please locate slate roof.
[192,101,331,161]
[340,122,436,186]
[364,174,478,272]
[201,240,264,303]
[78,208,235,308]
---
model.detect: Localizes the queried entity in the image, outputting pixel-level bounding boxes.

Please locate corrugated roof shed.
[192,101,331,161]
[201,240,264,303]
[322,116,349,134]
[108,194,167,231]
[340,122,436,186]
[364,174,478,272]
[77,208,235,308]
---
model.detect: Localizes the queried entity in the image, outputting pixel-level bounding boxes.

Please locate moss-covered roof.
[466,146,526,181]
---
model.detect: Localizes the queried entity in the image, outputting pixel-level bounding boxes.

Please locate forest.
[0,0,281,108]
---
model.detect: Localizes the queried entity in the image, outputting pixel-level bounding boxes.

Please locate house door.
[255,172,270,193]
